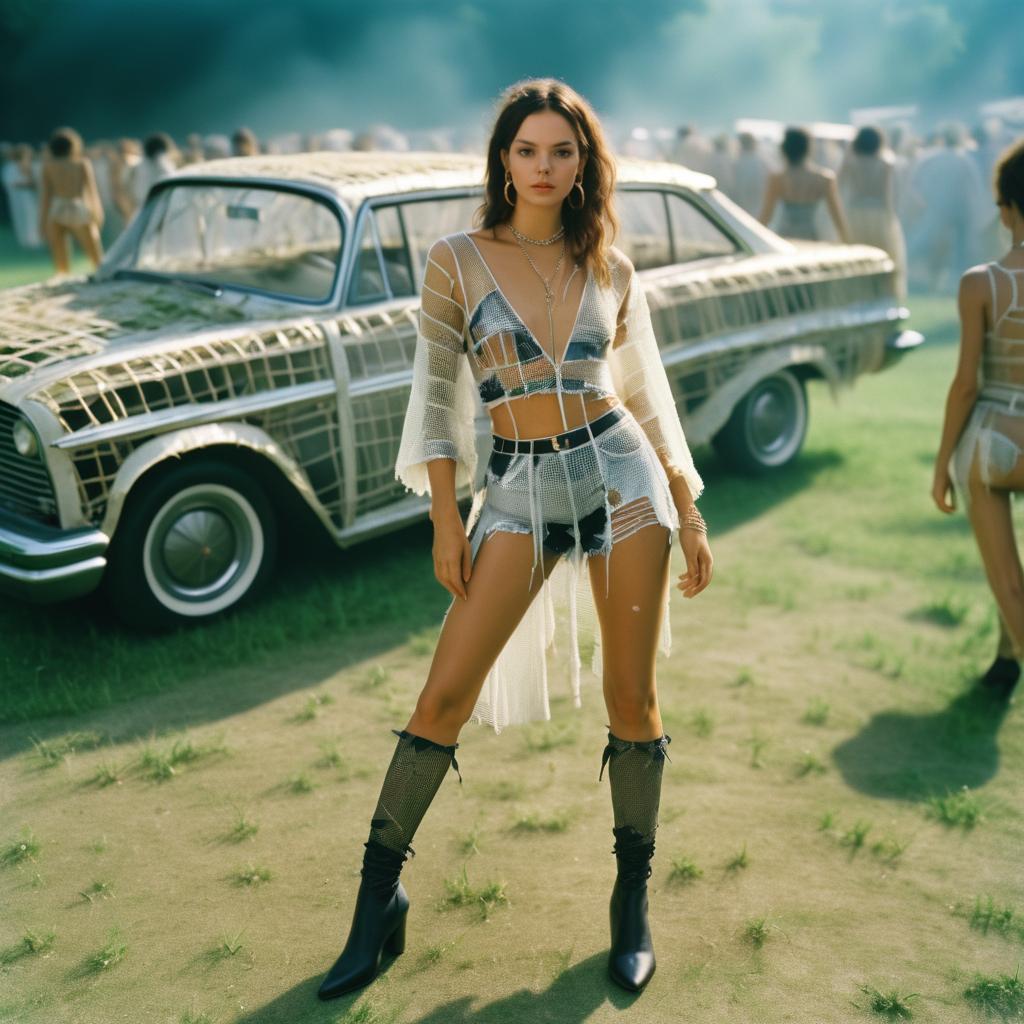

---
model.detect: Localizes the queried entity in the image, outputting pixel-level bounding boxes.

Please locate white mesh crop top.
[395,230,703,503]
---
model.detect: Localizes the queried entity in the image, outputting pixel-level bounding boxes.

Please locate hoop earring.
[504,172,515,206]
[568,178,585,210]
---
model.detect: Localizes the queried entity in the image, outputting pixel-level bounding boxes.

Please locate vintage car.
[0,151,921,626]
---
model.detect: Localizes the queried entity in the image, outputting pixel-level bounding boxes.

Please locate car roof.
[170,150,717,207]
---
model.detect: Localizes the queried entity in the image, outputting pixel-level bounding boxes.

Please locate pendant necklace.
[509,225,567,363]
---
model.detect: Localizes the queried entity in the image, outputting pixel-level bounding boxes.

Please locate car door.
[336,193,480,523]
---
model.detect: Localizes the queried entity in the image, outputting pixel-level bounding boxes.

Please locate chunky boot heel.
[317,841,410,1001]
[607,825,658,992]
[384,910,407,955]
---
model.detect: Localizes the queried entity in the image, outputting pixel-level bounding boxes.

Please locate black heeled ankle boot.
[317,840,410,1000]
[608,825,657,992]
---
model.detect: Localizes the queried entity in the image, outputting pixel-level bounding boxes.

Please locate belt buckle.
[552,435,562,451]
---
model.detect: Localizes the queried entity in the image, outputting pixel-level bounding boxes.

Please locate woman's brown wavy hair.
[476,78,619,288]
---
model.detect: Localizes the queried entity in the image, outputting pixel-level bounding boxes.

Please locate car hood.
[0,274,300,389]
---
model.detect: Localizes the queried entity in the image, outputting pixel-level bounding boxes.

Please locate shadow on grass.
[832,684,1014,800]
[239,951,632,1024]
[0,447,841,741]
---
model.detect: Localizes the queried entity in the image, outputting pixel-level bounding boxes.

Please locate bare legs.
[588,523,673,741]
[45,221,103,274]
[966,457,1024,659]
[405,530,562,745]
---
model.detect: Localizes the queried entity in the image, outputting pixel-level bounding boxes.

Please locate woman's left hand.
[677,527,713,598]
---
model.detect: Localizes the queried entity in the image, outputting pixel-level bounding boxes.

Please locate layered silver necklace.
[507,223,569,362]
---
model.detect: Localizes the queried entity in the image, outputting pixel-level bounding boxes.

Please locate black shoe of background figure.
[978,656,1020,700]
[608,825,656,992]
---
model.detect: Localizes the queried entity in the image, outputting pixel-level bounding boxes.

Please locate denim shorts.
[467,405,679,591]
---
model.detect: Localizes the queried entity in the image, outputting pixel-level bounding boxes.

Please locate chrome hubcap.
[162,508,237,591]
[144,484,262,612]
[745,374,804,462]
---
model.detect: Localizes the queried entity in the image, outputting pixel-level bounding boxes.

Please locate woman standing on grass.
[38,127,104,274]
[933,136,1024,700]
[317,78,712,1001]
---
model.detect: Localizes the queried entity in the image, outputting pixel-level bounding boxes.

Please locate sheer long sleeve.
[394,239,479,496]
[609,266,704,503]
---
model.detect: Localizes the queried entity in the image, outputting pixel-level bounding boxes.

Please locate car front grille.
[0,401,59,524]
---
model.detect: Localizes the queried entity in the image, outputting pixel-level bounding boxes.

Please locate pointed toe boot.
[607,825,657,993]
[318,841,410,1001]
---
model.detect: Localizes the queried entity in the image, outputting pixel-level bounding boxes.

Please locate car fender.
[100,421,334,539]
[685,343,841,447]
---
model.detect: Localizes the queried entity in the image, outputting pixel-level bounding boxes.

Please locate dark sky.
[3,0,1022,144]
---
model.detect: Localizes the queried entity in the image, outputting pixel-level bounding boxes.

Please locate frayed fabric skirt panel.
[950,393,1024,506]
[448,406,679,734]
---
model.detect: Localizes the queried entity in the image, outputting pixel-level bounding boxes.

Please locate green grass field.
[0,245,1021,1024]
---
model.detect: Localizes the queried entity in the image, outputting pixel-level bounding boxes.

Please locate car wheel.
[712,370,808,473]
[104,460,277,629]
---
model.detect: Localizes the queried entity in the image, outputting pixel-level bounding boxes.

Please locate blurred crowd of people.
[655,118,1020,297]
[1,116,1019,294]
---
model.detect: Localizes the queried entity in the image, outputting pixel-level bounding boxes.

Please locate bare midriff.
[488,391,623,440]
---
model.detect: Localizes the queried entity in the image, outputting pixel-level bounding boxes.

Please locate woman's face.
[501,109,585,209]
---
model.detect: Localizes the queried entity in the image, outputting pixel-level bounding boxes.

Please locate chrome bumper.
[882,328,925,368]
[0,508,109,603]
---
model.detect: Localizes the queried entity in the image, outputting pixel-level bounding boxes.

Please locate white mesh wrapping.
[394,232,703,733]
[394,239,480,496]
[609,268,704,503]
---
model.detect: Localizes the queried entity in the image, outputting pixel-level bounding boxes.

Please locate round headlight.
[12,420,38,458]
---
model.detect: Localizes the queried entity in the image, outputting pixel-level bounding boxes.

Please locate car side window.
[346,195,480,305]
[666,191,740,262]
[614,190,672,271]
[399,195,480,289]
[347,205,414,305]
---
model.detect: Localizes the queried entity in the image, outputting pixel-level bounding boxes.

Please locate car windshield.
[116,182,344,303]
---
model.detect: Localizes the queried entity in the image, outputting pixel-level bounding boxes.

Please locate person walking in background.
[907,124,989,293]
[231,127,260,157]
[127,133,178,217]
[839,126,908,299]
[759,126,850,242]
[38,127,104,273]
[2,143,43,249]
[934,136,1024,701]
[111,138,141,224]
[182,133,206,165]
[731,131,771,217]
[706,133,735,196]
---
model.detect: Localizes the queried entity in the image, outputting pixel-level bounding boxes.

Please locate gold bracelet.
[681,505,707,535]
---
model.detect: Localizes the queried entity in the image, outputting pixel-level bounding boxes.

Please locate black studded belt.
[491,407,625,455]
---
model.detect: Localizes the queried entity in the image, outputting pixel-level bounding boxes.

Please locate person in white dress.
[839,126,908,300]
[2,144,43,249]
[907,124,989,292]
[731,131,771,217]
[126,133,178,217]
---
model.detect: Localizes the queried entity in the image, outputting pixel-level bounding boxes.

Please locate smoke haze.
[2,0,1022,143]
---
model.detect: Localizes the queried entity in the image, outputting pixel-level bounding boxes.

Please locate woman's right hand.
[931,465,956,513]
[431,506,472,600]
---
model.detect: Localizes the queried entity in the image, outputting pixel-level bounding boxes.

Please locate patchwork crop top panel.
[394,230,704,505]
